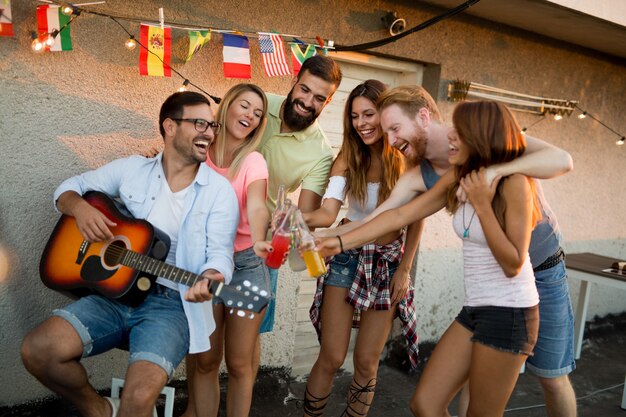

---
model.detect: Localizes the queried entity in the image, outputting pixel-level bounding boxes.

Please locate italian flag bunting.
[37,5,72,51]
[0,0,13,37]
[139,24,172,77]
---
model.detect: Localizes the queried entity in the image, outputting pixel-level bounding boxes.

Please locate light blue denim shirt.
[53,153,239,353]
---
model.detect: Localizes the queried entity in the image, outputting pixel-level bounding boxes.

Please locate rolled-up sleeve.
[199,180,239,284]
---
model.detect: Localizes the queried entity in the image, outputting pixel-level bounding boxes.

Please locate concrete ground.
[2,313,625,417]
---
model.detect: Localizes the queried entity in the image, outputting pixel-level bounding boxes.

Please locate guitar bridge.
[75,240,90,265]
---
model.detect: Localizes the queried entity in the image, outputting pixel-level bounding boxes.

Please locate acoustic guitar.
[40,191,268,317]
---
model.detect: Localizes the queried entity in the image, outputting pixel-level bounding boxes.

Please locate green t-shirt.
[258,93,334,211]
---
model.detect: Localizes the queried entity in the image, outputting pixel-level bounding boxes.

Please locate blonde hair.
[339,80,405,207]
[212,84,268,179]
[446,100,540,227]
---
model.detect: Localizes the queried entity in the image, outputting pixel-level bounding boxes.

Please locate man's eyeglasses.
[172,118,221,134]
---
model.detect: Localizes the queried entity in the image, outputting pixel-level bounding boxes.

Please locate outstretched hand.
[315,236,342,258]
[389,268,409,305]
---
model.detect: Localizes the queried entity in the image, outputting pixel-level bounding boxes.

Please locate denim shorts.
[324,251,359,288]
[456,304,539,355]
[214,247,271,308]
[259,267,278,333]
[52,285,189,378]
[526,261,576,377]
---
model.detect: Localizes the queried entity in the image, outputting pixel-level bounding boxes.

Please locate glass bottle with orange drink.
[293,209,327,277]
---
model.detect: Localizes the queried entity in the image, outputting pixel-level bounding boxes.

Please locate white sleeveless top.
[322,176,379,221]
[452,203,538,308]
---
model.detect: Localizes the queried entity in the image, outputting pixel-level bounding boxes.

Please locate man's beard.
[407,128,428,165]
[282,91,319,131]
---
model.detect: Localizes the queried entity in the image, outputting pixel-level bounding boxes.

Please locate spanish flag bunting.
[139,24,172,77]
[222,34,250,79]
[186,30,211,63]
[290,42,317,76]
[0,0,13,37]
[37,5,72,51]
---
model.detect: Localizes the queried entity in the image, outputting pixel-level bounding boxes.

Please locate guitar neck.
[120,248,220,294]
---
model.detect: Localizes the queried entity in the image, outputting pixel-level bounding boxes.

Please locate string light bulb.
[44,30,59,47]
[124,35,137,50]
[554,114,563,121]
[178,79,190,92]
[61,3,75,16]
[578,111,587,119]
[520,128,527,135]
[30,32,45,53]
[617,137,625,146]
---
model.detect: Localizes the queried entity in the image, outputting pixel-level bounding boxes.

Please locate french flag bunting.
[259,33,291,77]
[222,34,251,79]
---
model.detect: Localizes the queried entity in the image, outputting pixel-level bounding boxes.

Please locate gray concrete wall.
[1,0,624,405]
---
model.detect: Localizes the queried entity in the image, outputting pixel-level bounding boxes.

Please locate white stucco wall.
[1,0,624,406]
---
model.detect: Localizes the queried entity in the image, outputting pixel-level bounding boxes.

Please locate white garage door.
[292,52,424,378]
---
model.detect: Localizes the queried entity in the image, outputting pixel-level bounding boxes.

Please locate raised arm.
[487,135,573,181]
[317,170,454,257]
[315,164,427,238]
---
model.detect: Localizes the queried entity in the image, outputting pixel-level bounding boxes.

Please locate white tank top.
[452,203,538,308]
[322,175,379,221]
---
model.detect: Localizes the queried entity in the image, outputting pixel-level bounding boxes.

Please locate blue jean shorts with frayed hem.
[526,261,576,378]
[53,284,189,378]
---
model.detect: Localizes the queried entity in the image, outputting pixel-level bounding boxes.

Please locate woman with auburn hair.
[182,83,273,417]
[301,79,422,417]
[319,100,541,416]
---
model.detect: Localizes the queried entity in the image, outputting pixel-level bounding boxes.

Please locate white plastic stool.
[111,377,175,417]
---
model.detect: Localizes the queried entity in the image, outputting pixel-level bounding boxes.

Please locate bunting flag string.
[186,30,210,63]
[0,0,13,37]
[259,33,291,77]
[37,4,72,51]
[291,42,317,76]
[222,33,251,79]
[139,24,171,77]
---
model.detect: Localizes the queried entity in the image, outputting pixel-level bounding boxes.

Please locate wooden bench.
[565,252,626,410]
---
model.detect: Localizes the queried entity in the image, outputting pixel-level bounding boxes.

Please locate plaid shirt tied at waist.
[309,237,420,370]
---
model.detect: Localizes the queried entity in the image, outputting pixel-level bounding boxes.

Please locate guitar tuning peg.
[229,308,234,315]
[248,313,255,319]
[237,310,245,317]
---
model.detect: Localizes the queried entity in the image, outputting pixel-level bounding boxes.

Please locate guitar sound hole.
[103,240,127,267]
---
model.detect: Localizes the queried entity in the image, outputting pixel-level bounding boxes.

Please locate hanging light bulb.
[61,3,75,16]
[520,128,527,135]
[578,111,587,119]
[617,137,625,146]
[125,35,137,50]
[30,32,45,53]
[553,113,563,121]
[178,79,190,92]
[44,29,59,48]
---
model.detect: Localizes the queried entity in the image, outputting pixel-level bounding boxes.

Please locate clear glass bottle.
[265,200,293,269]
[293,209,327,277]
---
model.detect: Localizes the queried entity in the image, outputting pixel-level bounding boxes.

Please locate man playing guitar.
[21,91,239,417]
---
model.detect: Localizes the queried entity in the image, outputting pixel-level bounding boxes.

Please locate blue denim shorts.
[324,251,359,288]
[259,267,278,333]
[456,304,539,355]
[526,261,576,377]
[214,247,271,307]
[52,285,189,378]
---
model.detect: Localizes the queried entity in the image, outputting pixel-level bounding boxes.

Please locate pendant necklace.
[462,203,476,239]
